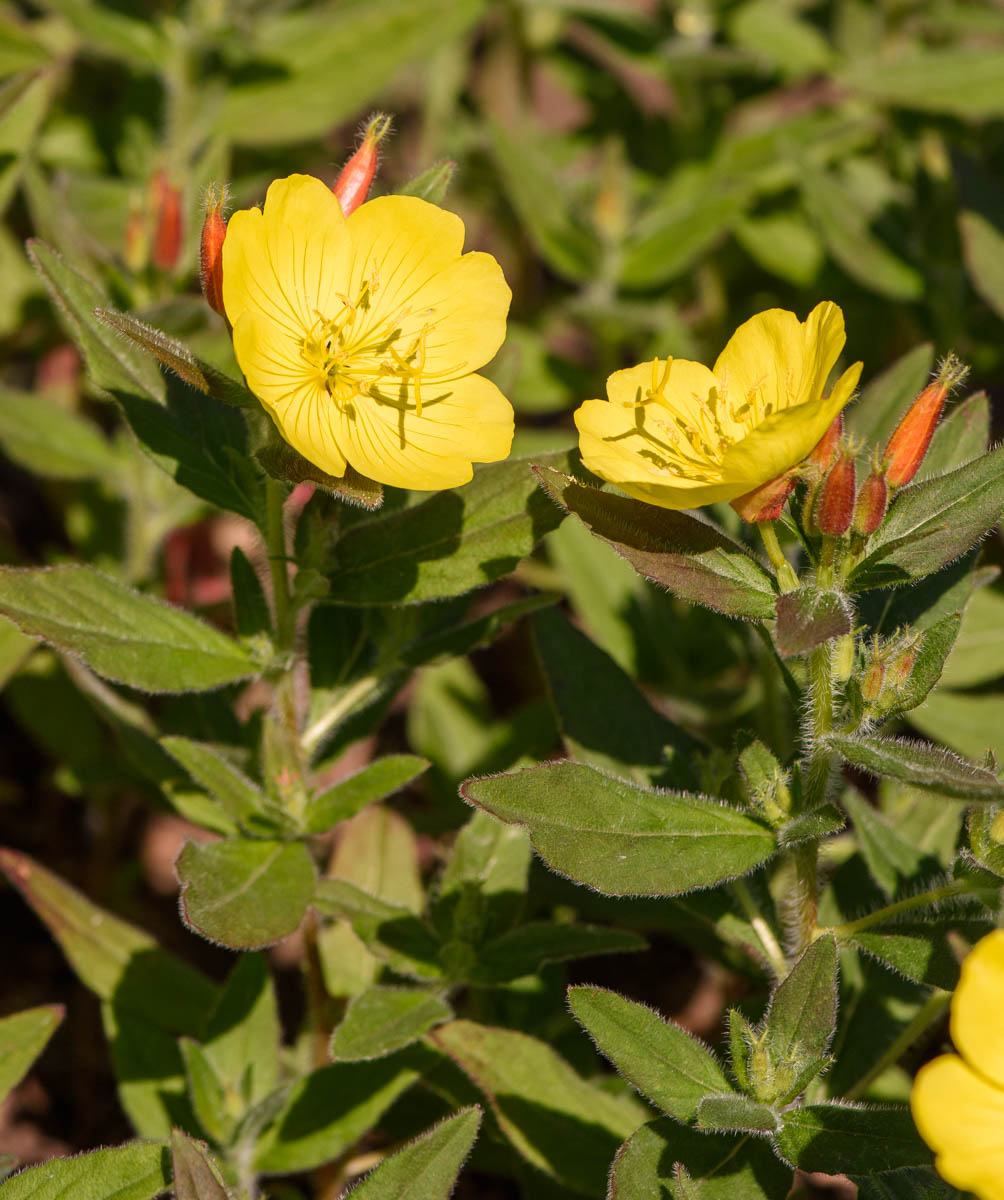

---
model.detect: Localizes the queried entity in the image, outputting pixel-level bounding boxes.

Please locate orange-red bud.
[814,450,856,536]
[882,354,969,489]
[333,113,392,216]
[853,468,888,537]
[151,170,183,272]
[888,643,917,688]
[730,470,798,522]
[200,184,228,318]
[861,658,886,703]
[807,411,844,474]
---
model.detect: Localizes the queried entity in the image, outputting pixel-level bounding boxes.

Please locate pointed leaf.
[314,879,443,981]
[203,952,280,1107]
[161,736,271,831]
[919,391,990,481]
[878,612,962,719]
[229,547,272,641]
[775,1103,932,1173]
[697,1095,778,1133]
[848,914,994,991]
[469,923,645,985]
[0,566,257,693]
[0,1006,63,1102]
[847,343,934,448]
[0,387,118,480]
[764,934,837,1068]
[909,690,1004,764]
[0,1142,170,1200]
[462,762,776,896]
[397,160,456,205]
[347,1107,480,1200]
[327,454,570,605]
[939,585,1004,689]
[828,734,1004,801]
[177,838,316,949]
[179,1038,230,1145]
[569,986,732,1122]
[535,468,776,620]
[303,755,429,834]
[170,1130,228,1200]
[841,790,931,897]
[331,986,452,1061]
[775,588,852,658]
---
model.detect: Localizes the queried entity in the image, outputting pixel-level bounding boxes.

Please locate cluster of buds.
[728,1010,830,1106]
[198,112,393,319]
[857,629,922,717]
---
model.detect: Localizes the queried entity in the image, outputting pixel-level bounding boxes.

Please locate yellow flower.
[573,303,862,510]
[911,929,1004,1199]
[222,174,514,490]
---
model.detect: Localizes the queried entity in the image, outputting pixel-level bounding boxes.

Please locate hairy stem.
[843,990,950,1102]
[265,477,294,650]
[759,521,799,592]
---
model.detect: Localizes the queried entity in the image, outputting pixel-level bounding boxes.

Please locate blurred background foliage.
[3,0,1004,1185]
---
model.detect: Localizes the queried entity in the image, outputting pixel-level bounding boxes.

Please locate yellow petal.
[222,174,349,336]
[232,310,347,477]
[720,360,862,488]
[912,1053,1004,1200]
[333,373,514,490]
[952,928,1004,1090]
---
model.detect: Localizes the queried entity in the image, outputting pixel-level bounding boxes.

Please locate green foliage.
[347,1107,481,1200]
[0,1007,63,1102]
[0,1143,170,1200]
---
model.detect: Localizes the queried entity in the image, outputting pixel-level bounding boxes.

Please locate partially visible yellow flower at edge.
[222,174,514,490]
[573,302,862,510]
[911,929,1004,1199]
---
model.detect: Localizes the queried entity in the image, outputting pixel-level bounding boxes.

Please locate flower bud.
[861,657,885,703]
[200,184,228,317]
[730,469,797,522]
[853,466,888,536]
[123,198,148,274]
[882,353,969,488]
[888,642,918,689]
[807,411,843,475]
[151,169,183,272]
[333,112,392,217]
[814,449,856,536]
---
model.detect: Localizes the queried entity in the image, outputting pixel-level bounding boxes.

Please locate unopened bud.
[807,411,843,475]
[123,198,148,274]
[730,469,797,522]
[861,658,885,703]
[888,641,918,688]
[333,112,392,217]
[814,449,856,536]
[853,466,888,536]
[151,169,183,272]
[882,354,969,488]
[200,184,228,317]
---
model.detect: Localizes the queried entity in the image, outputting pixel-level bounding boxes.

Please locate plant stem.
[731,878,789,978]
[831,879,972,938]
[843,989,950,1102]
[265,477,293,650]
[759,521,799,592]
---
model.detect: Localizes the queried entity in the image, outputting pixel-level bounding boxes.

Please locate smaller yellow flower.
[573,303,862,511]
[911,929,1004,1199]
[222,174,514,490]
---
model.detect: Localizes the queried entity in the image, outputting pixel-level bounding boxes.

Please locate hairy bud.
[814,449,856,536]
[730,469,797,523]
[333,112,392,216]
[200,184,228,317]
[853,465,888,536]
[882,354,969,488]
[151,169,183,272]
[807,411,843,475]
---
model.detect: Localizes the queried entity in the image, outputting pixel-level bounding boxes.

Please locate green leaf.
[102,1002,193,1138]
[532,607,700,789]
[116,374,266,525]
[253,1059,419,1174]
[568,986,732,1122]
[179,1037,230,1144]
[728,0,833,76]
[26,239,165,401]
[400,594,558,667]
[329,804,424,913]
[535,468,777,620]
[161,736,272,832]
[848,914,993,991]
[847,343,933,449]
[177,839,317,949]
[397,159,456,205]
[303,755,429,834]
[0,387,118,480]
[314,879,443,981]
[877,613,963,720]
[609,1118,792,1199]
[229,546,272,641]
[252,421,383,510]
[828,734,1004,802]
[735,209,824,287]
[489,121,599,283]
[939,586,1004,689]
[909,690,1004,764]
[347,1107,481,1200]
[0,847,214,1034]
[0,615,33,691]
[170,1130,228,1200]
[0,1141,170,1200]
[919,391,990,482]
[203,952,280,1108]
[0,1006,62,1102]
[331,986,452,1061]
[849,446,1004,589]
[327,454,569,605]
[217,0,484,146]
[469,923,645,985]
[764,934,837,1070]
[841,789,931,897]
[438,809,530,941]
[775,587,852,658]
[697,1095,778,1133]
[36,0,167,66]
[0,566,258,693]
[462,762,776,896]
[428,1019,642,1197]
[775,1103,933,1174]
[842,50,1004,119]
[960,211,1004,321]
[800,162,922,300]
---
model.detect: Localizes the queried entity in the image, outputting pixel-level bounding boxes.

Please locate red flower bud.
[889,643,917,688]
[200,184,228,317]
[853,467,888,536]
[333,113,392,217]
[882,354,969,489]
[861,658,885,703]
[815,450,856,537]
[151,169,183,272]
[730,469,797,523]
[807,411,843,474]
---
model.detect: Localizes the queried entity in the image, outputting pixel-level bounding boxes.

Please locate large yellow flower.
[222,174,514,490]
[574,303,862,510]
[911,930,1004,1199]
